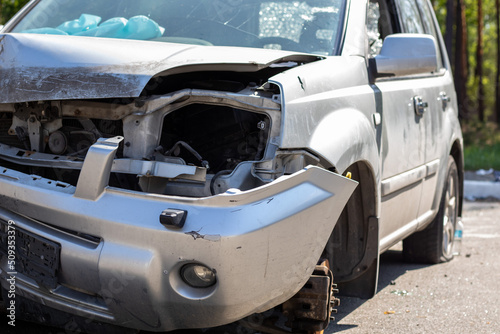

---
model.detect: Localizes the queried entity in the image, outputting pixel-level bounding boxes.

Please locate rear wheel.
[403,156,459,264]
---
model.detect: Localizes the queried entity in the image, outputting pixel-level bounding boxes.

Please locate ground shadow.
[329,249,431,333]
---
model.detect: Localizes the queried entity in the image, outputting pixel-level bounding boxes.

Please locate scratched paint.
[0,33,320,104]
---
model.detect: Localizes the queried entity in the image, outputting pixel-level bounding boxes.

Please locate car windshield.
[10,0,346,55]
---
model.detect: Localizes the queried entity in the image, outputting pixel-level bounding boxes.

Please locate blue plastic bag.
[57,14,101,35]
[23,14,165,41]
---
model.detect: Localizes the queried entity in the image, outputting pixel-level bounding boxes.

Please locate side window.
[367,0,396,57]
[394,0,425,34]
[416,0,444,69]
[367,1,383,57]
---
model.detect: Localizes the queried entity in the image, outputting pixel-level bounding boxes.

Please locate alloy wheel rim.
[442,171,457,257]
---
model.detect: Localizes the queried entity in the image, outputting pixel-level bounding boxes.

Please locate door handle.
[438,92,451,111]
[413,96,428,117]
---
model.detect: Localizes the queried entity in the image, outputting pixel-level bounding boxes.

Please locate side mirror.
[374,34,438,77]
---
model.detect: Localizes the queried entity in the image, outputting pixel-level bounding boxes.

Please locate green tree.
[0,0,30,25]
[455,0,468,119]
[496,0,500,122]
[433,0,469,119]
[434,0,499,123]
[476,0,485,121]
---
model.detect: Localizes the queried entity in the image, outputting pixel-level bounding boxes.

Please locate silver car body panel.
[274,56,379,176]
[0,33,320,103]
[0,163,357,330]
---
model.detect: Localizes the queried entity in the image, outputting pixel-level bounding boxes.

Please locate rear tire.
[403,156,459,264]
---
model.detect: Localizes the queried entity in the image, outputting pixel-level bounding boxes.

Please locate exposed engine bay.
[0,74,319,198]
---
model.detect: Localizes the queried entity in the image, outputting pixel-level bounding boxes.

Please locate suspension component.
[282,259,338,333]
[238,260,338,334]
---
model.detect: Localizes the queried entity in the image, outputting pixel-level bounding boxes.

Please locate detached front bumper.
[0,141,356,331]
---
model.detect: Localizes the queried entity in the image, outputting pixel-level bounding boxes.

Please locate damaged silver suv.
[0,0,463,332]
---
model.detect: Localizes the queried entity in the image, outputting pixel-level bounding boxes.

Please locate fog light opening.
[180,263,217,288]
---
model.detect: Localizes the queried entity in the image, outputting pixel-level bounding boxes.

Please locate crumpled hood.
[0,33,320,103]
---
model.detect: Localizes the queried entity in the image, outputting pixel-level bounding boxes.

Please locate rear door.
[413,0,455,224]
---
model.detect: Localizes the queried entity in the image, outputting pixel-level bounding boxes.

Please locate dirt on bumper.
[0,164,356,331]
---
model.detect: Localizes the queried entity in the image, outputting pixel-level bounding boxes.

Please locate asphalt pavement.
[2,201,499,334]
[328,201,500,334]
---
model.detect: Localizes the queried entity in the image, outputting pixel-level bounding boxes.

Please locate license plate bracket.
[1,220,60,289]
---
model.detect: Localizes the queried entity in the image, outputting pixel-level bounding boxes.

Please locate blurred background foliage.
[432,0,499,123]
[0,0,29,25]
[1,0,500,169]
[432,0,500,169]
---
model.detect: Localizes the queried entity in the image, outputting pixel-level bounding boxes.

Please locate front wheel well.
[450,140,464,216]
[323,161,380,298]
